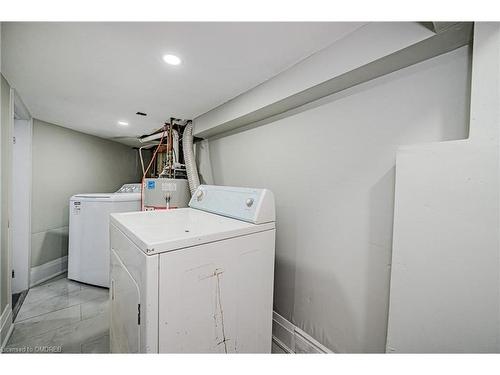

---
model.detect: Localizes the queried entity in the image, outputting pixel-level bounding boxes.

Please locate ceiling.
[1,22,364,146]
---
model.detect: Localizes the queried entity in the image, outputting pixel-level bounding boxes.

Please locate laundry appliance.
[68,183,141,287]
[109,185,276,353]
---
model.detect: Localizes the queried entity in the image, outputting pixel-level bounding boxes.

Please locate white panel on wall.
[387,23,500,353]
[387,141,498,353]
[204,46,471,352]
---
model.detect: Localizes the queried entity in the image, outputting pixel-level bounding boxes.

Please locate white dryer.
[109,185,276,353]
[68,183,141,287]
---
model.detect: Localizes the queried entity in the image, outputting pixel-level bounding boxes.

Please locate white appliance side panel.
[110,248,141,353]
[110,223,158,353]
[69,199,140,287]
[158,229,275,353]
[68,200,83,282]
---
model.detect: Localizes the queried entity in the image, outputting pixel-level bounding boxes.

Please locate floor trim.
[0,305,14,352]
[272,311,333,353]
[272,335,293,354]
[30,256,68,288]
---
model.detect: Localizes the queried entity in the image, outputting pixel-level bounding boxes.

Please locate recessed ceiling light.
[118,121,129,126]
[163,54,182,66]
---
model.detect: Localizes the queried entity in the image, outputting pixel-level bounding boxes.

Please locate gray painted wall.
[31,119,141,267]
[203,46,471,352]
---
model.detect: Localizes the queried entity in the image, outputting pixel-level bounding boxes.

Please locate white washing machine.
[68,183,141,287]
[109,185,276,353]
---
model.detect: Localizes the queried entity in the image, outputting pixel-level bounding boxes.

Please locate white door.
[11,119,31,293]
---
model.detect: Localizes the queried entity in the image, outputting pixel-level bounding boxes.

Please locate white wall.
[31,119,141,269]
[202,46,471,352]
[0,28,4,315]
[0,75,11,314]
[0,71,14,348]
[386,23,500,353]
[11,119,31,293]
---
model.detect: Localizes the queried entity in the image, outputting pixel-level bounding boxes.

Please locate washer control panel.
[116,183,142,193]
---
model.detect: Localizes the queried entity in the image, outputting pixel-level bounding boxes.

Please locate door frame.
[10,89,32,294]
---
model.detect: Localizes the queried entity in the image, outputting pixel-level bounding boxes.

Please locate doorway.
[10,92,32,318]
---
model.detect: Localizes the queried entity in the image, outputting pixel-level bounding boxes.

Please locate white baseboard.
[30,256,68,288]
[272,311,333,353]
[0,305,14,352]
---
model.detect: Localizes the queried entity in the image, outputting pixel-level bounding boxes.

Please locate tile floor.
[4,273,284,354]
[4,274,110,354]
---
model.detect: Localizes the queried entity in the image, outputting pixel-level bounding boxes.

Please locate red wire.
[141,128,167,211]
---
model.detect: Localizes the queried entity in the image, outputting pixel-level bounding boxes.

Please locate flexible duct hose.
[182,122,200,195]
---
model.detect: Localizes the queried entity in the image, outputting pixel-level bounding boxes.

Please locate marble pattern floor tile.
[81,333,110,353]
[22,277,82,305]
[5,275,110,354]
[16,283,108,322]
[8,305,81,346]
[5,312,108,353]
[81,293,109,321]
